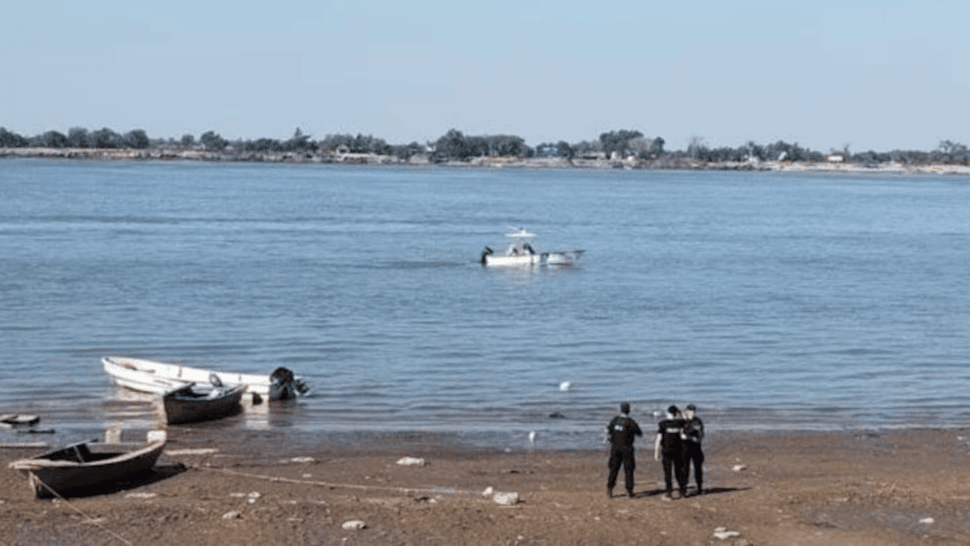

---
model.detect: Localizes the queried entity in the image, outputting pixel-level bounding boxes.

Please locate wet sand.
[2,427,970,545]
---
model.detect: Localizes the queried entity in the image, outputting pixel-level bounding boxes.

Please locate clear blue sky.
[2,0,967,152]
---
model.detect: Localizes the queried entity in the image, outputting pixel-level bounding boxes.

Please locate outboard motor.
[270,367,307,399]
[270,367,293,398]
[270,367,295,385]
[480,246,493,265]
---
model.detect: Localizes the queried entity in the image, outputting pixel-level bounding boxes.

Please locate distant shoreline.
[3,146,970,175]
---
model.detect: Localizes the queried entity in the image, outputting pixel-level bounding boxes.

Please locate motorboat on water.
[102,356,308,402]
[480,228,584,267]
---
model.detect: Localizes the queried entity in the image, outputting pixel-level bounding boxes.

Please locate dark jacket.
[657,418,686,453]
[607,414,642,449]
[683,417,704,445]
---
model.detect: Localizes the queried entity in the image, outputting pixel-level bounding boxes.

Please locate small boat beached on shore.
[9,430,167,498]
[163,381,246,425]
[481,228,584,267]
[102,356,308,401]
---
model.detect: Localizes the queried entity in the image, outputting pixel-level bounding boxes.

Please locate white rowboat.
[102,356,307,401]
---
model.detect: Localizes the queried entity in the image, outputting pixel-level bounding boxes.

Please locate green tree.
[40,130,67,148]
[67,127,89,147]
[392,141,425,160]
[434,129,470,160]
[556,141,575,159]
[0,127,28,147]
[91,127,123,148]
[124,129,150,149]
[599,129,643,157]
[284,128,311,151]
[937,140,969,164]
[200,131,228,151]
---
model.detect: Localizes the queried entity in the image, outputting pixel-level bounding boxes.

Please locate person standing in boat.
[606,402,643,498]
[654,405,687,499]
[681,404,705,496]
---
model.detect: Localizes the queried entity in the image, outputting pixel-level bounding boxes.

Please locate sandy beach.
[2,427,969,545]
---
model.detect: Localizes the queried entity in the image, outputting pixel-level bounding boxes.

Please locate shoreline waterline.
[3,146,970,175]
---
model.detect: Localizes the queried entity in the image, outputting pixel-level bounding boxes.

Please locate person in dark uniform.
[682,404,705,496]
[654,405,687,499]
[606,402,643,498]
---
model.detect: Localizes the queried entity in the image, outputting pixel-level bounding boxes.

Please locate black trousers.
[684,442,704,490]
[661,449,686,495]
[607,446,636,495]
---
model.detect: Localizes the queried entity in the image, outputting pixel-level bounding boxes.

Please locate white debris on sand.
[713,527,741,540]
[230,492,261,501]
[482,486,494,497]
[492,492,520,505]
[166,448,218,456]
[125,492,157,499]
[287,456,316,464]
[342,520,367,530]
[920,517,935,524]
[396,456,426,466]
[222,511,242,519]
[732,464,747,472]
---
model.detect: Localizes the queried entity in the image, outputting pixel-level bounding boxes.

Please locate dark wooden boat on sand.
[9,430,166,498]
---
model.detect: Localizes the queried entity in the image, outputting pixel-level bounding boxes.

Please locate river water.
[1,160,968,449]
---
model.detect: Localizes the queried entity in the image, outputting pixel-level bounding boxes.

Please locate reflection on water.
[103,387,160,430]
[101,386,301,432]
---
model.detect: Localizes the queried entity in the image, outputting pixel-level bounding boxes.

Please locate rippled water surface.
[2,160,968,449]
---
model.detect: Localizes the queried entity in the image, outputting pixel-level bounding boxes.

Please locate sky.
[1,0,967,152]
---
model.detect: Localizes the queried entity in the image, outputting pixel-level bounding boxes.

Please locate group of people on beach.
[605,402,704,500]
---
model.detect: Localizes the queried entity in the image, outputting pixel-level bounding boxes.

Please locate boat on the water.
[481,228,584,267]
[102,356,308,401]
[163,380,246,425]
[9,430,167,498]
[0,414,40,428]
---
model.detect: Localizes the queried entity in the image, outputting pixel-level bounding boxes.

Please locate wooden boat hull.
[103,356,305,400]
[163,384,246,424]
[9,431,166,498]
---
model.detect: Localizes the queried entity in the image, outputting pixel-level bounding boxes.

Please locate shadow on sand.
[36,463,187,499]
[627,485,750,500]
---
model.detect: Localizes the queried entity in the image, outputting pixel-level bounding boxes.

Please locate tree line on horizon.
[1,125,968,166]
